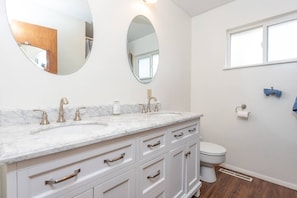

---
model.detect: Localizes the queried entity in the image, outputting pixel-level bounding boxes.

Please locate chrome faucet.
[147,96,157,112]
[57,97,69,122]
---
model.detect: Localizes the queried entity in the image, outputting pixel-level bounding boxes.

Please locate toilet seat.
[200,142,226,156]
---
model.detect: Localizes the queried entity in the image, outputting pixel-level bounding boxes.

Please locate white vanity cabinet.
[168,121,201,198]
[4,117,201,198]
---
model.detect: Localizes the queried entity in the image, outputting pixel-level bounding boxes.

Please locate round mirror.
[127,15,159,84]
[6,0,93,75]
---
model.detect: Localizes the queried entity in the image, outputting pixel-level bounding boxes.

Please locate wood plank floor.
[198,166,297,198]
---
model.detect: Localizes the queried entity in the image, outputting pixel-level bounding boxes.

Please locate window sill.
[224,59,297,70]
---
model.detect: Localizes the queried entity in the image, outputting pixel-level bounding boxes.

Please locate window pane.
[230,27,263,67]
[268,19,297,62]
[138,57,151,79]
[152,54,159,76]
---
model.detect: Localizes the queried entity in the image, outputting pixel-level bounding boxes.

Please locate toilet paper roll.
[237,111,250,119]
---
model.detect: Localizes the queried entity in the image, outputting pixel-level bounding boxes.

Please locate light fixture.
[143,0,158,4]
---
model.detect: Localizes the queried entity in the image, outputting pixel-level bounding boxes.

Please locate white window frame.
[133,50,159,82]
[226,10,297,69]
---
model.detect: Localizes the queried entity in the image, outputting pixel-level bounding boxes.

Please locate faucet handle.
[139,104,146,113]
[74,107,86,121]
[154,103,160,112]
[33,109,50,125]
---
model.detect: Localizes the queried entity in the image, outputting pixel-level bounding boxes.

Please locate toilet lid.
[200,142,226,156]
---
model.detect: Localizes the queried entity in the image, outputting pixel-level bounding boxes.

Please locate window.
[135,52,159,81]
[268,19,297,62]
[138,57,151,79]
[227,11,297,68]
[230,27,263,67]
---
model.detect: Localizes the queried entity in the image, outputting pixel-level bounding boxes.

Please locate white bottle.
[113,101,120,115]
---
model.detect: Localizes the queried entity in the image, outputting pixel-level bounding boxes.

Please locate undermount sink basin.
[31,121,108,135]
[148,112,182,117]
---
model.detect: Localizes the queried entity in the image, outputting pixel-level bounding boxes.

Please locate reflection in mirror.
[127,15,159,84]
[20,44,48,70]
[6,0,93,75]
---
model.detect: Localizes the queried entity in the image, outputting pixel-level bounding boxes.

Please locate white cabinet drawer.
[73,189,93,198]
[94,169,136,198]
[62,186,94,198]
[170,123,198,145]
[138,155,166,197]
[17,139,135,198]
[139,129,166,159]
[142,185,166,198]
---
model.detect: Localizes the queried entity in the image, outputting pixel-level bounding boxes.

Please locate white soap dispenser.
[113,101,120,115]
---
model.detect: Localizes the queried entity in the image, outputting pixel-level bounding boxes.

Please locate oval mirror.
[6,0,93,75]
[127,15,159,84]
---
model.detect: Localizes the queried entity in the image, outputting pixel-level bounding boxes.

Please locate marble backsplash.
[0,104,160,127]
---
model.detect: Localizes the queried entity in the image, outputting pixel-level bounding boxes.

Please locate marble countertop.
[0,111,202,165]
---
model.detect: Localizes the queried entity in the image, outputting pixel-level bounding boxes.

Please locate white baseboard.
[221,163,297,191]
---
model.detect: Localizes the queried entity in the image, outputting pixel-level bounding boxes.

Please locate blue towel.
[264,88,282,97]
[293,97,297,113]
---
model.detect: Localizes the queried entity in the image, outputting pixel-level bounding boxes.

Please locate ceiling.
[128,16,155,42]
[171,0,236,17]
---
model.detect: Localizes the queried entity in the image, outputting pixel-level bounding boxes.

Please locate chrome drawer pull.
[104,153,125,164]
[188,128,196,133]
[147,141,161,149]
[147,170,161,180]
[45,168,81,185]
[185,151,191,158]
[174,132,184,138]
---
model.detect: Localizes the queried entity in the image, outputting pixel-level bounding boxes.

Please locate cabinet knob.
[185,151,191,158]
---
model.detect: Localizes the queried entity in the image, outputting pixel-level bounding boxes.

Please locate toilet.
[200,141,226,183]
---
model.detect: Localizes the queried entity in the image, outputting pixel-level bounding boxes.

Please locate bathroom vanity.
[0,111,202,198]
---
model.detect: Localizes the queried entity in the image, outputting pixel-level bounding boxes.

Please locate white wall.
[0,0,191,111]
[191,0,297,189]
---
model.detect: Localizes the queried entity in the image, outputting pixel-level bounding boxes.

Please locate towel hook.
[235,104,246,112]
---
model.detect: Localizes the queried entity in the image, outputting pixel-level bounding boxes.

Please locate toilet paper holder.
[235,104,247,112]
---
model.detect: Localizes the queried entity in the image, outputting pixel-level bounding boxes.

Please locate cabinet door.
[168,146,185,198]
[94,170,135,198]
[185,138,200,196]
